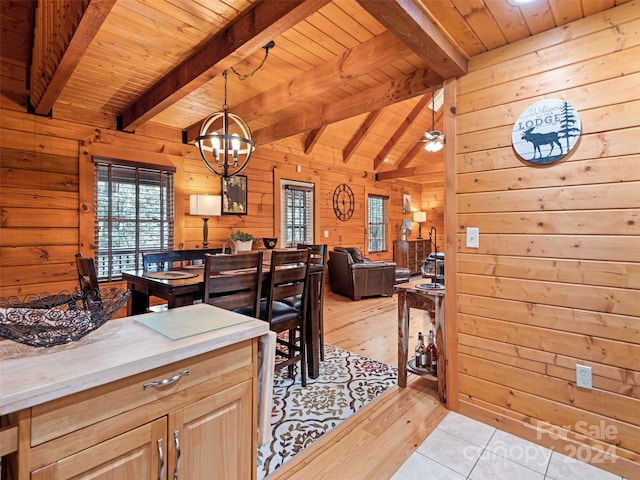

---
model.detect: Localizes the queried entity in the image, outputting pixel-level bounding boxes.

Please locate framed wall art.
[221,175,247,215]
[403,194,411,214]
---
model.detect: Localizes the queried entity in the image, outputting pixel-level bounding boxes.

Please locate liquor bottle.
[426,330,438,375]
[415,332,427,368]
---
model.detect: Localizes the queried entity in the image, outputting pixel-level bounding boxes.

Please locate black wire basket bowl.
[0,288,130,348]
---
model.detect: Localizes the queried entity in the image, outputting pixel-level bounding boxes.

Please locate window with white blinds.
[282,181,314,247]
[368,194,388,253]
[95,160,175,281]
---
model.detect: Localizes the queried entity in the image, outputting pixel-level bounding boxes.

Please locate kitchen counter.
[1,303,275,479]
[0,303,270,415]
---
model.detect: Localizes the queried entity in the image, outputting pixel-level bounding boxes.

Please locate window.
[368,194,388,253]
[281,180,314,247]
[95,160,175,281]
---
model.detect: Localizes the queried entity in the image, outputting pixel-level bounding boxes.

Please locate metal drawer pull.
[143,369,190,389]
[173,430,182,480]
[157,438,165,480]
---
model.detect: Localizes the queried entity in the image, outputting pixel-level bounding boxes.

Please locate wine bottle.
[427,330,437,375]
[415,332,427,368]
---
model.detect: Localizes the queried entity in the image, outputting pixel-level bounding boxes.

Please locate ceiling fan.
[420,88,445,152]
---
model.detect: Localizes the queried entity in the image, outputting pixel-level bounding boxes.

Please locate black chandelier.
[195,42,274,178]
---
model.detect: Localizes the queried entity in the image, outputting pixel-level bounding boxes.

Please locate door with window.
[281,180,314,247]
[368,194,388,253]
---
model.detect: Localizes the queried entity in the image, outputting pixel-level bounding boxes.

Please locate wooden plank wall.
[0,108,428,299]
[454,3,639,477]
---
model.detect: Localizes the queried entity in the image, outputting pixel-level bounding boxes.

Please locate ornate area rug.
[257,344,398,479]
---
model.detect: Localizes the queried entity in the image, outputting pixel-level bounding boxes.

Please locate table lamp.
[190,194,221,247]
[413,211,427,239]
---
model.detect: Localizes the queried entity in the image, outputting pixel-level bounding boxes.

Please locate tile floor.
[391,412,628,480]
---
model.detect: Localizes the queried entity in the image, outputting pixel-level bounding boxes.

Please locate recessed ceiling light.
[507,0,537,5]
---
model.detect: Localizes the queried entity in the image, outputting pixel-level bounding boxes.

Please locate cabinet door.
[31,418,166,480]
[168,380,254,480]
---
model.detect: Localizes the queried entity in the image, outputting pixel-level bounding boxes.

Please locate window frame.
[93,157,176,281]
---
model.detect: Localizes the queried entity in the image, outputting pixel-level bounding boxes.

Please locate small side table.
[395,280,446,403]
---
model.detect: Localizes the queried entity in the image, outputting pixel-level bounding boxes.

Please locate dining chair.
[261,249,311,386]
[290,244,328,360]
[202,251,264,317]
[75,254,100,296]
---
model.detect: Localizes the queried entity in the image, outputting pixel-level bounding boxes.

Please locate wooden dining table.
[121,262,324,379]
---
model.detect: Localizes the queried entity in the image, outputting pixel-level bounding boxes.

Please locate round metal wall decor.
[512,99,581,165]
[333,183,354,221]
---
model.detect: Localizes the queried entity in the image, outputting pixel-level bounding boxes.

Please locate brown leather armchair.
[327,247,398,300]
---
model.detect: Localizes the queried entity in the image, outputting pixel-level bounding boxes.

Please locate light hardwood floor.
[269,289,448,479]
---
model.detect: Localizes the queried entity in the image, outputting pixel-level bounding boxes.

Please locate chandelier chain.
[230,41,274,81]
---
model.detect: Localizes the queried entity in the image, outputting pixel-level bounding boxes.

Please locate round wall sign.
[512,99,581,165]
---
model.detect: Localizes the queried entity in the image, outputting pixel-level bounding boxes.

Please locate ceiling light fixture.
[424,89,445,153]
[195,42,274,178]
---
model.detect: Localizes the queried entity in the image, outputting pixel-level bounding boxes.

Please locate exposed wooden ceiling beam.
[376,162,443,181]
[395,107,444,169]
[253,68,443,146]
[120,0,330,131]
[304,126,326,155]
[357,0,467,79]
[343,109,383,164]
[395,140,427,170]
[372,94,432,170]
[30,0,116,115]
[184,31,410,143]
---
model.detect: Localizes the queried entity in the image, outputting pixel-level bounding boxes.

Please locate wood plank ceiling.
[15,0,632,182]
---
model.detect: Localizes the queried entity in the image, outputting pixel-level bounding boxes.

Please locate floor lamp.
[190,194,222,248]
[413,211,427,239]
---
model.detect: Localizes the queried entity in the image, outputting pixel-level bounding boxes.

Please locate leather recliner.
[327,247,398,300]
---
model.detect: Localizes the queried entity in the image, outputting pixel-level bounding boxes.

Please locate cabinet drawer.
[30,340,253,446]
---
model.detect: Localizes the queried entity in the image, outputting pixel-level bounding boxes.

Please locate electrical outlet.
[466,227,479,248]
[576,364,592,389]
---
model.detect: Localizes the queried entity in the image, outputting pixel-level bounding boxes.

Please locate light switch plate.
[466,227,479,248]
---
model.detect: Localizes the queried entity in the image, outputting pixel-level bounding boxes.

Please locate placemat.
[143,271,198,280]
[135,310,252,340]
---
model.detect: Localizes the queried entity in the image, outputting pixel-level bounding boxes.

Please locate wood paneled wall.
[453,3,639,477]
[0,110,428,298]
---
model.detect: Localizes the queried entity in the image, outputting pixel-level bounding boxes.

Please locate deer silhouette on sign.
[521,128,563,160]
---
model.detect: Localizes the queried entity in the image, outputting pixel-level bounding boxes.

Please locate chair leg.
[288,328,295,380]
[318,303,324,361]
[300,323,307,387]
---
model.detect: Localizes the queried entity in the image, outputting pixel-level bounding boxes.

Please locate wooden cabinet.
[18,340,257,480]
[393,239,430,275]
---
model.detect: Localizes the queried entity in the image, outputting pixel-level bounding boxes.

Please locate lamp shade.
[401,219,413,231]
[413,211,427,223]
[190,194,221,216]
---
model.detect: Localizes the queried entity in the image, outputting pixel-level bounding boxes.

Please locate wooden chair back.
[75,254,99,295]
[265,249,311,310]
[142,248,223,271]
[202,252,264,316]
[297,243,327,266]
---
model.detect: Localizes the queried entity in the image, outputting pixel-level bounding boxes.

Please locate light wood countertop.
[0,303,270,415]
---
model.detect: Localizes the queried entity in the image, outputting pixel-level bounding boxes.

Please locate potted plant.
[230,230,254,251]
